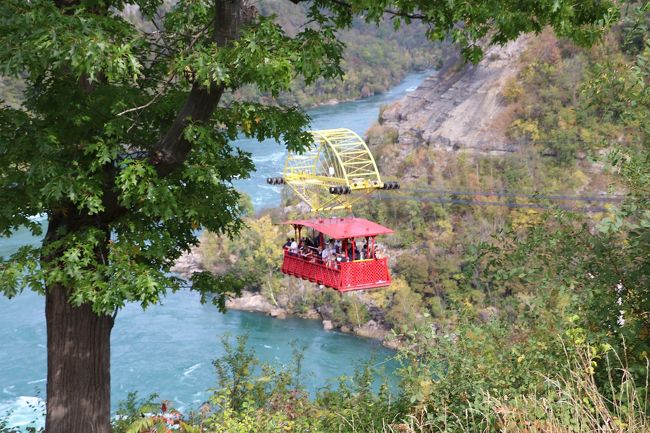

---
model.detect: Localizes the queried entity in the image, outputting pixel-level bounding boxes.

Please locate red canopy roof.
[282,217,393,239]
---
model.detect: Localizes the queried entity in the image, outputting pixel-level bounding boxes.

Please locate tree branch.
[150,0,256,177]
[117,18,216,119]
[288,0,427,21]
[48,0,255,228]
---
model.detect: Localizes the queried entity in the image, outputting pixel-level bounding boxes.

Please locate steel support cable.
[372,194,611,213]
[394,188,624,203]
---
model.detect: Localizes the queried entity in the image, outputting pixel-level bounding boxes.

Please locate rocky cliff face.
[380,36,529,153]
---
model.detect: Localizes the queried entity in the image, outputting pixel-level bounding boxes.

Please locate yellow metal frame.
[284,128,384,212]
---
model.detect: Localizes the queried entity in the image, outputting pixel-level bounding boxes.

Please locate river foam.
[0,396,45,430]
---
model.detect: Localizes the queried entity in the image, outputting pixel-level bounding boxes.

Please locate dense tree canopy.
[0,0,618,431]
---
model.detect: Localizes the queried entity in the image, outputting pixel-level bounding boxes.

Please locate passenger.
[302,244,314,260]
[327,239,336,257]
[283,237,291,248]
[321,246,331,264]
[289,238,298,255]
[299,241,311,257]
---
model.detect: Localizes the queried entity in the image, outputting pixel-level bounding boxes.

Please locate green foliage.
[619,2,650,55]
[474,7,650,387]
[118,326,649,433]
[0,0,348,313]
[394,255,429,292]
[207,336,398,433]
[395,317,566,424]
[316,0,617,63]
[481,349,649,433]
[192,335,318,432]
[314,362,398,433]
[111,392,160,433]
[505,6,649,163]
[392,338,648,432]
[0,416,18,433]
[212,334,265,411]
[199,214,283,289]
[384,278,425,328]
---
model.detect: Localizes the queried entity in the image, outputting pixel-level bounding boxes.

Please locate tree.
[0,0,616,432]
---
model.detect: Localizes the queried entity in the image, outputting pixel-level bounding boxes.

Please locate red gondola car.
[281,217,393,292]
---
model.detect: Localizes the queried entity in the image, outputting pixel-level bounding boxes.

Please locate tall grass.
[380,347,648,433]
[485,351,648,433]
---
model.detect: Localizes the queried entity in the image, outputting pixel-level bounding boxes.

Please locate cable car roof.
[282,217,393,239]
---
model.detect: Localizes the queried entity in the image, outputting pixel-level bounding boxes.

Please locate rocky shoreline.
[171,249,399,349]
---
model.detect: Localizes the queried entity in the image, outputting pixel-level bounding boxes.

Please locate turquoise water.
[0,71,430,428]
[0,284,397,428]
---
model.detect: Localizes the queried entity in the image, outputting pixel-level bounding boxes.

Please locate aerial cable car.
[267,128,399,292]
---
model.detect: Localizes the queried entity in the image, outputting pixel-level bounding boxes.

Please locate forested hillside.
[233,0,440,106]
[0,0,439,108]
[199,20,636,343]
[191,3,649,431]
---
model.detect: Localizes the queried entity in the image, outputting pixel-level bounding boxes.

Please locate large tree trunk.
[45,283,114,433]
[43,213,114,433]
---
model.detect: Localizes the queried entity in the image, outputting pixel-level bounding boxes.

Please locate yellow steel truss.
[284,128,384,212]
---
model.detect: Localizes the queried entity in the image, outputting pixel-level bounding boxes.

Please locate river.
[0,70,430,429]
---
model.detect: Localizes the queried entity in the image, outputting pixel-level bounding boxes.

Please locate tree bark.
[45,283,114,433]
[43,211,114,433]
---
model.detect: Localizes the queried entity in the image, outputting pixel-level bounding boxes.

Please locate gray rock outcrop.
[381,36,529,153]
[226,290,276,314]
[170,246,203,278]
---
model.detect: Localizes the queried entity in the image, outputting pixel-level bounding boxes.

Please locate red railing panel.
[339,258,391,292]
[281,250,391,292]
[281,251,342,290]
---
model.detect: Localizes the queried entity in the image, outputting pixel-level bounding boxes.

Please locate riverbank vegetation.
[111,334,648,433]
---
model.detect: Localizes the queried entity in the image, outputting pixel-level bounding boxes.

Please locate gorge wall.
[379,36,530,154]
